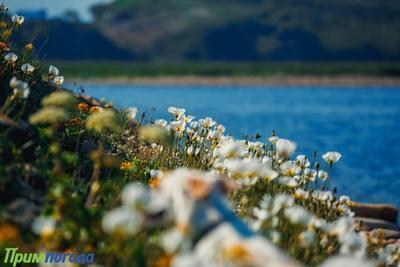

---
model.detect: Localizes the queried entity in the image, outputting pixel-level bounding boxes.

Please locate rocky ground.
[352,202,400,245]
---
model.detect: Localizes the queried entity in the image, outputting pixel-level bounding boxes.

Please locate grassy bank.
[50,61,400,78]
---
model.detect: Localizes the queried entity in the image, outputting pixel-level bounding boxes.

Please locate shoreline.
[69,75,400,87]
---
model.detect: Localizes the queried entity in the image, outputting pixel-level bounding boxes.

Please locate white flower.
[260,167,279,181]
[49,65,59,76]
[170,120,186,134]
[224,158,262,179]
[339,195,350,204]
[53,76,64,85]
[312,190,334,203]
[168,106,185,118]
[207,130,222,141]
[0,3,8,12]
[180,115,195,123]
[190,121,200,130]
[303,168,317,182]
[186,145,194,155]
[318,170,329,181]
[268,136,279,144]
[215,139,248,159]
[270,231,281,244]
[121,183,150,208]
[294,188,310,200]
[21,63,35,74]
[270,194,294,214]
[248,141,263,152]
[161,228,185,253]
[339,232,367,257]
[377,243,400,266]
[102,206,142,235]
[150,169,164,179]
[126,107,139,120]
[199,117,216,129]
[4,52,18,63]
[320,256,376,267]
[296,155,310,168]
[11,14,24,25]
[279,176,298,187]
[275,138,296,157]
[10,77,30,98]
[253,207,270,222]
[155,119,167,127]
[322,151,342,165]
[327,217,353,237]
[284,206,312,225]
[32,217,56,237]
[186,127,195,136]
[299,230,316,247]
[9,76,19,88]
[216,124,225,134]
[280,161,298,176]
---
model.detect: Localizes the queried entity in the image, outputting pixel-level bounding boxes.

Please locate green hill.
[89,0,400,61]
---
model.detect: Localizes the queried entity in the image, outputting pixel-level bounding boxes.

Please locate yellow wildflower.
[120,161,133,171]
[86,109,121,133]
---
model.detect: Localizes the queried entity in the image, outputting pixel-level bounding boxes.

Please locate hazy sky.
[7,0,113,21]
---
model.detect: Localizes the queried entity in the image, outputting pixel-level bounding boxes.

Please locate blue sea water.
[80,84,400,209]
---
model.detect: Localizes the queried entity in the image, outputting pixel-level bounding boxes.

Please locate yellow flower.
[29,107,69,125]
[42,91,77,110]
[1,30,11,39]
[221,244,250,263]
[120,161,133,171]
[149,177,160,188]
[25,43,34,51]
[86,109,121,133]
[155,254,174,267]
[89,106,103,114]
[77,102,90,113]
[139,125,170,145]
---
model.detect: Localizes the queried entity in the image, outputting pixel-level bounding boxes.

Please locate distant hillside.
[89,0,400,61]
[15,20,134,60]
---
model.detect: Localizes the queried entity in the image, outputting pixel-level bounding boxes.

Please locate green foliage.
[49,61,400,78]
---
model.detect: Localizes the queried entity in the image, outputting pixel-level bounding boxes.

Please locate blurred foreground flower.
[32,217,56,239]
[29,107,69,125]
[102,206,142,236]
[42,91,77,110]
[276,138,297,157]
[9,77,29,98]
[139,125,170,144]
[319,256,375,267]
[86,109,121,133]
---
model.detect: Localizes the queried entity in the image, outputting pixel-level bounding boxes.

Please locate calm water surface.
[80,84,400,209]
